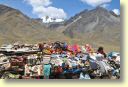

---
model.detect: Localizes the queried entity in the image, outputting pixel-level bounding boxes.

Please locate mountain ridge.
[0,4,120,52]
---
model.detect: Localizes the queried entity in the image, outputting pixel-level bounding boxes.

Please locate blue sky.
[0,0,120,19]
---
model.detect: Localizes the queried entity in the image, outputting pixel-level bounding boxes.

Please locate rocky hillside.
[0,5,120,52]
[62,7,120,51]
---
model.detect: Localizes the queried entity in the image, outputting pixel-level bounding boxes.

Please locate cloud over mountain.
[24,0,67,20]
[81,0,112,7]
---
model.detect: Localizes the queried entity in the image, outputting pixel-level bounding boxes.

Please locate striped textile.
[42,55,51,64]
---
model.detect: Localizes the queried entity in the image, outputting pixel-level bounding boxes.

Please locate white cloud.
[24,0,67,21]
[100,4,109,8]
[112,9,120,15]
[81,0,112,7]
[24,0,52,7]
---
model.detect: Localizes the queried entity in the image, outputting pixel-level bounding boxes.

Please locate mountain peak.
[95,6,106,10]
[0,5,120,52]
[92,6,108,13]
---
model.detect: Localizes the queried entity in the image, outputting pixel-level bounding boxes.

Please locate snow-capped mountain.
[42,16,64,23]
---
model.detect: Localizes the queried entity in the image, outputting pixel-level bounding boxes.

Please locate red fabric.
[57,66,63,73]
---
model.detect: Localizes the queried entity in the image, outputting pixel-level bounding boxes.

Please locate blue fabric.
[82,55,88,60]
[61,54,67,58]
[108,52,118,59]
[63,42,67,48]
[63,69,73,73]
[43,64,51,76]
[67,69,73,73]
[112,69,119,76]
[90,62,97,70]
[62,63,65,68]
[51,54,56,58]
[72,69,81,74]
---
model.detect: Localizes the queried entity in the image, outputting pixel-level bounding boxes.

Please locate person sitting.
[97,47,106,58]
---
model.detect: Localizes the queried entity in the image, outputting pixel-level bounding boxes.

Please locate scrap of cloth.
[43,64,51,76]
